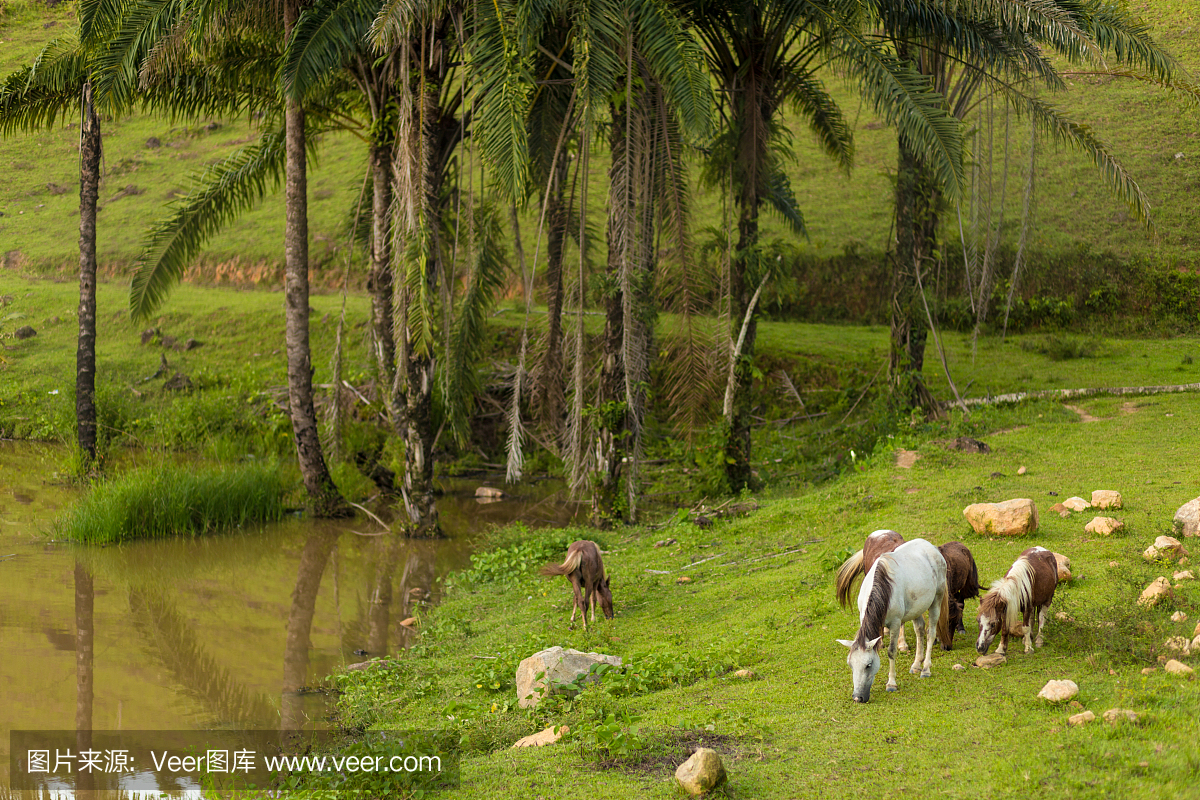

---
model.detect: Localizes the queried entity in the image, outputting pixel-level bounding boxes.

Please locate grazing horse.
[540,540,613,630]
[976,546,1058,656]
[837,538,951,703]
[835,530,910,652]
[937,541,981,650]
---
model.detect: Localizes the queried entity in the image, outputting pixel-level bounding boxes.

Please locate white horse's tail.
[835,549,865,608]
[541,548,582,578]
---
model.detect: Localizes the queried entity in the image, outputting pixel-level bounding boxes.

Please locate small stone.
[962,499,1039,536]
[1067,710,1096,727]
[163,371,192,391]
[1055,611,1075,622]
[1037,679,1079,703]
[1017,466,1027,475]
[1085,517,1124,536]
[1141,667,1157,675]
[1174,570,1194,581]
[1164,659,1194,677]
[400,617,418,628]
[1171,611,1188,623]
[974,653,1007,669]
[512,725,568,748]
[1091,490,1123,509]
[1164,636,1191,654]
[1053,553,1072,581]
[146,136,161,148]
[677,575,692,584]
[654,538,677,548]
[14,325,36,339]
[1062,497,1091,512]
[1068,700,1083,710]
[952,664,965,671]
[475,485,505,498]
[1138,577,1173,607]
[732,669,755,678]
[183,338,202,350]
[1102,708,1139,724]
[1049,503,1068,515]
[675,748,727,796]
[1108,561,1120,567]
[140,327,158,344]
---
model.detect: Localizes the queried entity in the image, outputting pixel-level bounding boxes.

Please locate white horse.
[837,538,951,703]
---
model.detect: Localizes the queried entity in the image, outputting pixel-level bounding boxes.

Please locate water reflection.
[76,560,94,795]
[281,527,339,730]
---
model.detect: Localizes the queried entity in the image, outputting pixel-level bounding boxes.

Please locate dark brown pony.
[835,530,909,651]
[937,541,981,650]
[540,540,613,629]
[976,546,1058,656]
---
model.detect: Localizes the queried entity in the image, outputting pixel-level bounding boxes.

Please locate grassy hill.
[1,0,1199,293]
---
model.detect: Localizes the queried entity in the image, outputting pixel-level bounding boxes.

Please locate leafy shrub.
[453,529,571,588]
[1019,335,1101,361]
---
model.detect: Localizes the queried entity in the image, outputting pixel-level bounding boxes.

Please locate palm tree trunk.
[368,140,395,407]
[535,157,569,434]
[592,112,628,528]
[890,135,937,408]
[76,82,100,469]
[284,1,348,518]
[724,205,759,493]
[282,529,338,729]
[400,349,439,534]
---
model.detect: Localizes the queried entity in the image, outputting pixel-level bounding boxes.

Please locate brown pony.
[540,540,613,630]
[836,530,910,651]
[976,546,1058,656]
[937,541,981,650]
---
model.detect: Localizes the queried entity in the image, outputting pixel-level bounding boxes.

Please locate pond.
[0,441,584,790]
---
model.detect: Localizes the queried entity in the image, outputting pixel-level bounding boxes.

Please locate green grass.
[55,461,285,543]
[325,394,1200,798]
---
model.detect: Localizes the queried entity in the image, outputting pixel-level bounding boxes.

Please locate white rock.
[1165,659,1194,677]
[1085,517,1124,536]
[974,653,1007,669]
[1138,577,1173,607]
[1103,708,1139,724]
[515,647,623,708]
[1018,466,1028,475]
[1172,611,1188,622]
[1174,570,1194,582]
[1091,490,1123,509]
[1194,621,1200,638]
[1053,553,1072,581]
[1141,667,1157,675]
[952,663,966,671]
[475,485,505,498]
[1154,535,1189,559]
[1037,679,1080,703]
[1192,635,1200,653]
[1063,496,1092,512]
[962,499,1039,536]
[732,669,755,678]
[675,748,727,796]
[1067,710,1095,727]
[1174,497,1200,538]
[512,725,569,748]
[1108,560,1120,567]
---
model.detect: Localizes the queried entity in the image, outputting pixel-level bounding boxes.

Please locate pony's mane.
[981,555,1034,631]
[854,559,893,647]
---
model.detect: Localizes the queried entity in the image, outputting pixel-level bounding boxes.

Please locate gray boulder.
[515,646,621,708]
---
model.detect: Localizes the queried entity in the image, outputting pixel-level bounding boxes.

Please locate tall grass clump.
[56,463,286,544]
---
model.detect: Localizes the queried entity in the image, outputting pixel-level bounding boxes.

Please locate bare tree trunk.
[890,135,938,409]
[284,1,348,518]
[368,141,396,405]
[724,206,759,493]
[535,156,569,434]
[401,350,439,534]
[76,82,100,470]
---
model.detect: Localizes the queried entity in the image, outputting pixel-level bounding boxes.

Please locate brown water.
[0,441,583,788]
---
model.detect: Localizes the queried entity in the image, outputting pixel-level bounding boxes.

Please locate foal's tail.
[834,549,865,608]
[540,549,582,578]
[937,587,952,648]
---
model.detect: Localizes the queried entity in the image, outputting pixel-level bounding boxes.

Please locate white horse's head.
[837,637,881,702]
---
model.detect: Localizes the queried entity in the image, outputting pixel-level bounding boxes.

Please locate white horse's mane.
[988,557,1034,631]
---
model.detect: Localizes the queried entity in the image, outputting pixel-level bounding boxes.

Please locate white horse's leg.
[909,616,926,675]
[886,635,899,692]
[896,623,909,653]
[922,601,939,678]
[1035,606,1048,649]
[1023,610,1035,653]
[996,631,1007,656]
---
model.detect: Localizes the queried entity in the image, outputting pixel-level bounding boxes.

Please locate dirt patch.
[992,426,1029,435]
[591,731,747,777]
[943,437,991,453]
[1064,404,1102,422]
[895,450,920,468]
[1120,402,1138,415]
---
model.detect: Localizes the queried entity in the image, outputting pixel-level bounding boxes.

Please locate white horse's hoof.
[920,670,931,678]
[897,645,909,653]
[886,685,899,692]
[909,665,921,675]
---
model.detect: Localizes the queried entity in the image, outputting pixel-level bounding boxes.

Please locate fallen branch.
[349,501,391,531]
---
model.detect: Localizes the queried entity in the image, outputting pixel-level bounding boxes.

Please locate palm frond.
[282,0,375,101]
